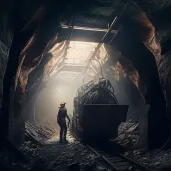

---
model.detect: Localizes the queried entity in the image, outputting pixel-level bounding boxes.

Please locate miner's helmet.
[60,101,66,106]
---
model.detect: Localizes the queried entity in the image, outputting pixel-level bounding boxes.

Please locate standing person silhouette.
[57,102,70,144]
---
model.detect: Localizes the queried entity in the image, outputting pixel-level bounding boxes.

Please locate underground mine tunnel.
[1,0,171,170]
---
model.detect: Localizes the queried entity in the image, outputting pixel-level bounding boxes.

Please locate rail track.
[71,130,149,170]
[86,143,149,171]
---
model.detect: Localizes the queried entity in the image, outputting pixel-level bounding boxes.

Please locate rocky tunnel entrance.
[1,0,171,170]
[20,40,147,148]
[1,0,169,150]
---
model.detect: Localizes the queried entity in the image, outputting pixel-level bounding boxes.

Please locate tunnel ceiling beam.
[60,65,84,72]
[58,28,117,43]
[61,24,117,33]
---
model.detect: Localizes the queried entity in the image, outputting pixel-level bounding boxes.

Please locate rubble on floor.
[4,120,171,171]
[115,121,139,149]
[20,140,40,161]
[20,121,57,160]
[36,140,113,171]
[126,148,171,170]
[115,121,171,170]
[25,121,56,145]
[20,121,113,171]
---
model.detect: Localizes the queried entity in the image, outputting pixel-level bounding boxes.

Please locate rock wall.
[0,34,12,108]
[159,51,171,123]
[112,4,169,148]
[0,12,13,116]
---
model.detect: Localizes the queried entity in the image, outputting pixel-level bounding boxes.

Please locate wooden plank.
[61,24,117,33]
[58,29,115,43]
[101,16,117,41]
[61,65,84,72]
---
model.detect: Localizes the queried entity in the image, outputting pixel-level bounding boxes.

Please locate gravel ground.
[7,121,171,171]
[126,149,171,170]
[116,122,171,170]
[36,133,112,171]
[20,133,113,171]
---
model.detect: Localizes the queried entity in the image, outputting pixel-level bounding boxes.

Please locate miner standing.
[57,102,70,144]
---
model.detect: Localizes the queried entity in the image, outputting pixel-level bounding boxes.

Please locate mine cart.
[71,78,129,142]
[82,104,129,141]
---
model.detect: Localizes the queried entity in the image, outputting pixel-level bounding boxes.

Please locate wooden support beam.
[61,65,84,72]
[101,16,117,41]
[58,29,107,42]
[61,24,117,33]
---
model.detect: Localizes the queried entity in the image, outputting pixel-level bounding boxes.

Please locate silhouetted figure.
[57,102,70,144]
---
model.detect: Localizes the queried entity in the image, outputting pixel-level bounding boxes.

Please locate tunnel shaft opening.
[1,1,171,170]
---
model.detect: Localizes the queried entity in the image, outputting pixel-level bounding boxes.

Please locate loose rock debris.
[2,121,171,171]
[25,121,56,145]
[20,121,112,171]
[21,121,56,161]
[37,140,113,171]
[114,121,171,170]
[115,121,139,149]
[127,149,171,170]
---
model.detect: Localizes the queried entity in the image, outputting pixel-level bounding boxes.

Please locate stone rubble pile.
[127,149,171,170]
[116,121,139,149]
[37,140,112,171]
[115,122,171,170]
[25,121,56,145]
[20,121,56,161]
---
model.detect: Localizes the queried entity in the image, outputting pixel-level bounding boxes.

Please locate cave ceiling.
[17,0,171,44]
[7,0,171,93]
